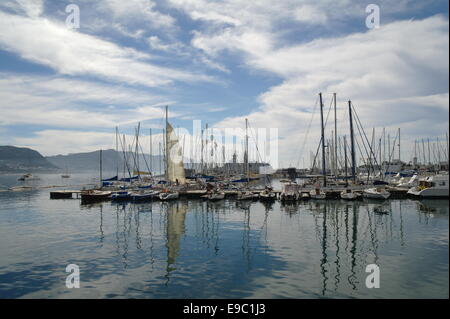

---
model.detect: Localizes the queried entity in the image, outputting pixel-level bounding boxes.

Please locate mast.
[348,100,356,183]
[149,128,152,174]
[165,105,168,181]
[115,126,119,179]
[427,138,431,166]
[99,149,103,187]
[333,93,338,178]
[245,118,249,180]
[344,135,348,187]
[398,128,401,162]
[319,93,327,186]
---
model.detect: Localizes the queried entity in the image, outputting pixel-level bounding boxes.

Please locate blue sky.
[0,0,448,168]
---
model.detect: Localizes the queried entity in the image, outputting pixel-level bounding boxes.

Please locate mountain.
[0,145,58,173]
[46,149,165,174]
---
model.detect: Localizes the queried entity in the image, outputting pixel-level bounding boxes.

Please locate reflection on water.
[0,187,448,298]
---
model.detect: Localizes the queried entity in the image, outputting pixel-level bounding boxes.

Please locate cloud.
[213,16,449,167]
[0,73,177,129]
[0,10,215,87]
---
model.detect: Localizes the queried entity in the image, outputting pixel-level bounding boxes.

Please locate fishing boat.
[310,188,326,199]
[280,182,299,201]
[363,187,390,199]
[80,190,112,202]
[17,173,40,181]
[340,188,361,200]
[259,187,276,201]
[407,174,449,198]
[159,191,179,201]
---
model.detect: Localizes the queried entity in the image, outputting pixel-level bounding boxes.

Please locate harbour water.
[0,174,448,298]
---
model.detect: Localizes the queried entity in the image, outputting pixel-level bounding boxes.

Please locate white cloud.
[0,73,177,129]
[0,11,215,87]
[294,5,327,25]
[213,16,449,167]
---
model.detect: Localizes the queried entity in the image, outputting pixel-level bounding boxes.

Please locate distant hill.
[0,145,58,173]
[46,149,165,174]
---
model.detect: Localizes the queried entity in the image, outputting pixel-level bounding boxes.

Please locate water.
[0,174,448,298]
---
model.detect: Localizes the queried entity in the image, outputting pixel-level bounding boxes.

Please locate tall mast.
[165,105,168,181]
[333,93,338,177]
[245,118,249,180]
[348,100,356,183]
[115,126,119,178]
[149,128,152,174]
[398,128,401,162]
[99,149,103,187]
[427,138,431,166]
[319,93,327,186]
[344,135,348,187]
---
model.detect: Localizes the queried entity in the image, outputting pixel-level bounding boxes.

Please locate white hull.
[363,188,390,199]
[159,192,179,200]
[310,190,326,200]
[340,191,360,200]
[207,193,225,200]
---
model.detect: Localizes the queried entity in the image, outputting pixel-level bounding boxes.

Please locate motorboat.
[407,174,449,198]
[340,189,361,200]
[363,187,390,200]
[280,182,299,201]
[310,188,326,199]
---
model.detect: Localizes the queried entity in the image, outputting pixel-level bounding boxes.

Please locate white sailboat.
[340,188,361,200]
[363,187,390,199]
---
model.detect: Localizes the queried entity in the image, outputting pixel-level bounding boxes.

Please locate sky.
[0,0,448,168]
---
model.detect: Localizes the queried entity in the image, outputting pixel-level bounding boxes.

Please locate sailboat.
[61,166,70,178]
[159,105,185,200]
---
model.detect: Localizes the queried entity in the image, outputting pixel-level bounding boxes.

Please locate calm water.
[0,174,448,298]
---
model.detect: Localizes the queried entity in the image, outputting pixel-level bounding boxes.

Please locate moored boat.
[310,188,326,199]
[340,189,361,200]
[159,191,179,201]
[363,187,390,200]
[80,190,112,202]
[407,174,449,198]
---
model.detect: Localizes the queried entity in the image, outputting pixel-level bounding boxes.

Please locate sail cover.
[167,123,186,184]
